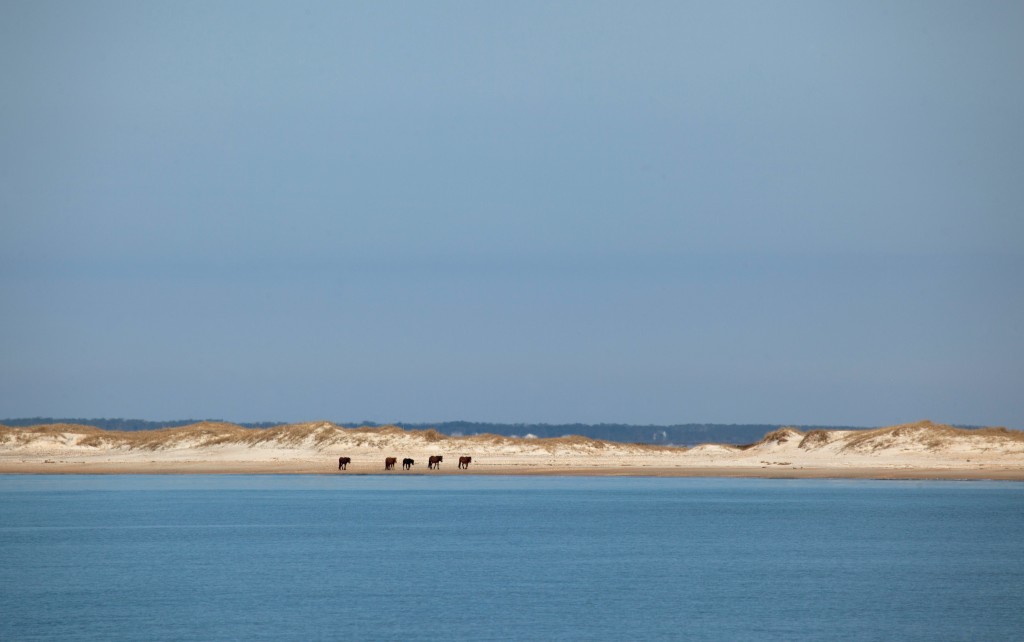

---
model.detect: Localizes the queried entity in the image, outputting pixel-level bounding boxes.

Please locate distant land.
[0,417,988,446]
[2,420,1022,479]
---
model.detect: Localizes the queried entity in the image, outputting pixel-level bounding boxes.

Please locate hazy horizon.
[3,2,1022,427]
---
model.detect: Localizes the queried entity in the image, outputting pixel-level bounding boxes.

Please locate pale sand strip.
[2,461,1022,480]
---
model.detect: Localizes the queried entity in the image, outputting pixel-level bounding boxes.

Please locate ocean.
[1,476,1022,641]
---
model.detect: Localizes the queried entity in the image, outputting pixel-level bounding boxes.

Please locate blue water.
[1,476,1022,641]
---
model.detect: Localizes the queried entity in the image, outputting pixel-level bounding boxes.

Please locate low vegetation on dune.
[0,421,681,453]
[756,428,802,445]
[840,420,1024,453]
[77,422,248,450]
[798,430,834,449]
[2,420,1022,457]
[686,421,1024,456]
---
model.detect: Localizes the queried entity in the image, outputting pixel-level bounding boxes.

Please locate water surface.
[2,476,1022,641]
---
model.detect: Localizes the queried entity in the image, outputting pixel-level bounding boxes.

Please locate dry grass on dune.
[0,421,687,454]
[0,423,106,446]
[461,432,509,445]
[732,427,802,451]
[1,423,106,434]
[78,422,250,450]
[798,430,833,449]
[534,435,681,452]
[219,422,340,448]
[841,420,1024,453]
[971,427,1024,440]
[759,428,802,444]
[4,420,1022,456]
[332,425,679,452]
[0,421,254,450]
[76,421,369,450]
[712,421,1024,455]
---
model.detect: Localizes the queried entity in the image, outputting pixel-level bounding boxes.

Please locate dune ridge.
[1,420,1022,479]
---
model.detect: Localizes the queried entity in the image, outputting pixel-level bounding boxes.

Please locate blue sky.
[2,1,1022,426]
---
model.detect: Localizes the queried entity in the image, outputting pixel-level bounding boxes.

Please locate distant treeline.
[1,417,885,445]
[0,418,282,431]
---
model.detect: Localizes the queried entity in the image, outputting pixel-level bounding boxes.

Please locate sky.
[2,1,1022,427]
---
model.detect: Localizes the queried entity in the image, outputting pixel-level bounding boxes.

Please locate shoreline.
[2,461,1022,480]
[4,421,1022,481]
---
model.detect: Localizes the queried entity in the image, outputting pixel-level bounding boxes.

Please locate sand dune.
[1,420,1022,479]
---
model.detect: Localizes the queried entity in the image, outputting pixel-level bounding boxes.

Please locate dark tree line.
[0,417,281,431]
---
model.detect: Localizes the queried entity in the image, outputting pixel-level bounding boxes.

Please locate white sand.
[2,420,1022,479]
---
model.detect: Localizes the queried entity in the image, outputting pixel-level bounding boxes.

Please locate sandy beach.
[2,420,1022,480]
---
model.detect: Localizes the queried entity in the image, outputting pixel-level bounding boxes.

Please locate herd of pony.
[338,455,472,471]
